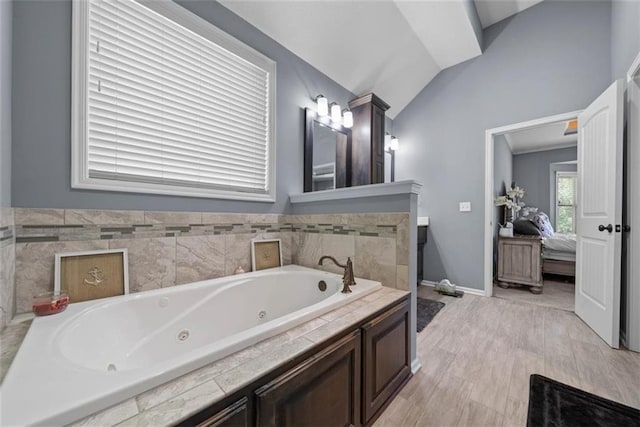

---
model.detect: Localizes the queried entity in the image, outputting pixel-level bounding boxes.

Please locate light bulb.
[342,110,353,128]
[316,95,328,117]
[330,103,342,124]
[390,136,399,151]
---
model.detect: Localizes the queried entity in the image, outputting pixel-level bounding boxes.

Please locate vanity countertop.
[0,320,31,383]
[417,216,430,226]
[2,286,408,426]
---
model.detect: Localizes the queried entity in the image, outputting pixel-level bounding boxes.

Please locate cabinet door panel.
[256,330,361,427]
[362,300,410,425]
[371,106,385,184]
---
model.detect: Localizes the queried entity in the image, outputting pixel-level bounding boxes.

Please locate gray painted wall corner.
[493,135,513,272]
[611,0,640,80]
[0,0,11,207]
[513,147,578,218]
[393,0,612,290]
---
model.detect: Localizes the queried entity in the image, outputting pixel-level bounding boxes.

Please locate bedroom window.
[72,0,276,201]
[556,172,577,233]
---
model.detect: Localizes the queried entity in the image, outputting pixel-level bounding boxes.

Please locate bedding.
[518,206,539,220]
[513,219,542,236]
[543,249,576,262]
[543,233,577,253]
[542,232,577,266]
[532,212,554,237]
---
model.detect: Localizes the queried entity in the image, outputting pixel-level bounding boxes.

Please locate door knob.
[598,224,613,233]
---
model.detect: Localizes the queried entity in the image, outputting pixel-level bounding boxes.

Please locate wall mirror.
[304,108,352,192]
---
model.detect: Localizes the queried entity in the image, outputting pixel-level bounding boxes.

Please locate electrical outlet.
[459,202,471,212]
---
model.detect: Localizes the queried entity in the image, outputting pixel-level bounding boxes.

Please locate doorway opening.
[483,111,581,312]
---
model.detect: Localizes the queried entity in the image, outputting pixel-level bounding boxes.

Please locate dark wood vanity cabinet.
[362,299,411,425]
[349,93,390,186]
[256,330,361,426]
[192,397,250,427]
[179,297,410,427]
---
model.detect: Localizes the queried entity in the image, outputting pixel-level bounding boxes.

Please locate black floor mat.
[527,374,640,427]
[416,297,445,332]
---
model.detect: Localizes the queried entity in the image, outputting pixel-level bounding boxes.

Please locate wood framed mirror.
[304,108,352,192]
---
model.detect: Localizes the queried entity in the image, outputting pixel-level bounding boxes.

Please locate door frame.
[625,52,640,351]
[483,111,582,297]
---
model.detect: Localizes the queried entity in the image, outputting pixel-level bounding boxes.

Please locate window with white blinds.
[72,0,276,201]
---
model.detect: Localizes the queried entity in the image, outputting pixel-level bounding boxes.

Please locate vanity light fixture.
[389,136,399,151]
[315,94,329,117]
[330,102,342,124]
[342,109,353,128]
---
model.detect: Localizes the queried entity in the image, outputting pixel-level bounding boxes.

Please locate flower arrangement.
[495,185,525,223]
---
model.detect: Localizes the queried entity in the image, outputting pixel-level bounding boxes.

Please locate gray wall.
[0,0,11,207]
[393,0,612,289]
[493,135,512,272]
[513,147,577,219]
[11,0,353,214]
[611,0,640,80]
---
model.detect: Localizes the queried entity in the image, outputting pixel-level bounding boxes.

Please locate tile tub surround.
[0,207,15,330]
[287,213,410,290]
[12,209,410,314]
[12,209,295,314]
[63,286,408,426]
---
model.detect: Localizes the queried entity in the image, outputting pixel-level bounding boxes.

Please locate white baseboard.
[411,358,422,374]
[420,280,486,296]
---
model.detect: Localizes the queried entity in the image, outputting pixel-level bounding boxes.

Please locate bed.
[511,208,577,279]
[542,233,576,277]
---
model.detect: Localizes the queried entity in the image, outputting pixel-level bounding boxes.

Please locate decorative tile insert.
[15,220,396,243]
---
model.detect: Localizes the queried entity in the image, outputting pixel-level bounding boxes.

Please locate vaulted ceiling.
[220,0,543,118]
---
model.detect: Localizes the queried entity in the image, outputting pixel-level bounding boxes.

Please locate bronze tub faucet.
[318,256,356,294]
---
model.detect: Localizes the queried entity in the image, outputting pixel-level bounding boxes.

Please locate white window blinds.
[73,0,276,201]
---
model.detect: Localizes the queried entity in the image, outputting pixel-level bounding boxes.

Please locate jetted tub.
[1,265,381,426]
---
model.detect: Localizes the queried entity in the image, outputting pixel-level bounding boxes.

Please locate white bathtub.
[1,265,381,426]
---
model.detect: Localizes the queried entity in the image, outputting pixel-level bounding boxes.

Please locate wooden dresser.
[497,235,543,293]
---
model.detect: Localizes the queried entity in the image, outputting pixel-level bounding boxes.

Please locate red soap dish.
[32,291,69,316]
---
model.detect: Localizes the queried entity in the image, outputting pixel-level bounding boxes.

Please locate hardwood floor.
[493,278,574,312]
[374,286,640,427]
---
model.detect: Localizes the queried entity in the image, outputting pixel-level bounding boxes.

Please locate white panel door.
[575,80,623,348]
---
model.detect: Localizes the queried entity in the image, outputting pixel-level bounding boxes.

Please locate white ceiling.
[475,0,543,29]
[220,0,542,118]
[503,120,578,155]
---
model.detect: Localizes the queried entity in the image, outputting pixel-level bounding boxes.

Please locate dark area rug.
[416,297,445,332]
[527,374,640,427]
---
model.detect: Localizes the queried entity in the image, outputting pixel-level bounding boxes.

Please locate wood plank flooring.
[374,287,640,427]
[493,278,575,312]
